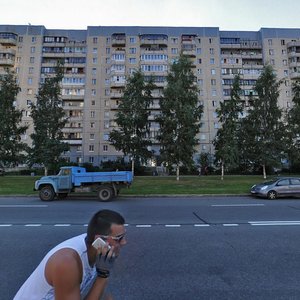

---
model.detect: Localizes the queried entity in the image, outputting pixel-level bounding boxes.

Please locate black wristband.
[96,268,110,278]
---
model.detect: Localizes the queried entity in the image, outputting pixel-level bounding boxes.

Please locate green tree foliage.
[286,80,300,169]
[109,70,155,175]
[239,65,284,178]
[0,69,28,167]
[156,55,203,180]
[28,63,69,175]
[213,75,243,180]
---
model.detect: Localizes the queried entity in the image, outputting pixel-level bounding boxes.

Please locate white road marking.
[194,224,210,227]
[249,221,300,226]
[223,224,239,227]
[54,224,71,227]
[25,224,42,227]
[165,224,181,227]
[212,204,265,207]
[136,225,152,228]
[0,205,48,208]
[0,224,12,227]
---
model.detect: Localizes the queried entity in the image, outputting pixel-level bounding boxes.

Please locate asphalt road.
[1,195,300,300]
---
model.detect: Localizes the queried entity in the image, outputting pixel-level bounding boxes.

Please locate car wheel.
[98,186,113,202]
[39,185,55,201]
[267,190,277,200]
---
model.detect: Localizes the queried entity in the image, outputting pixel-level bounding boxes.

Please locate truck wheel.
[39,185,55,201]
[98,186,113,202]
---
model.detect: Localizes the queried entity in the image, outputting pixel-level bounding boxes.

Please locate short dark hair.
[86,209,125,244]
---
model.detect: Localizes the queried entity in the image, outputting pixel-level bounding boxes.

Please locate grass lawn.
[0,174,270,196]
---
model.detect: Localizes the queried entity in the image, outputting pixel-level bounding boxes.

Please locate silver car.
[250,177,300,199]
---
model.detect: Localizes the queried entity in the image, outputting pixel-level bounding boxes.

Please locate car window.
[277,179,289,186]
[290,179,300,185]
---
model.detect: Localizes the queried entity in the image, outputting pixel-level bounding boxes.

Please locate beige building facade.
[0,25,299,165]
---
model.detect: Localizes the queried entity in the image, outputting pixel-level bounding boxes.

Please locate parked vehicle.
[250,177,300,199]
[34,166,133,202]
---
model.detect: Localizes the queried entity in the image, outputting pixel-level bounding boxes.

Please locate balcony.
[140,34,168,47]
[110,81,125,88]
[110,91,123,98]
[289,71,300,80]
[0,33,18,46]
[112,38,126,47]
[0,57,15,66]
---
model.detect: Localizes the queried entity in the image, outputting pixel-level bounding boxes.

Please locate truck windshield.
[58,169,71,176]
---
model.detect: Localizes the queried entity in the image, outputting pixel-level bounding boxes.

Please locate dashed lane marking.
[1,222,300,228]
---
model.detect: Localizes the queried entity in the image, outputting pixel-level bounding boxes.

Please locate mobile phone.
[92,237,111,250]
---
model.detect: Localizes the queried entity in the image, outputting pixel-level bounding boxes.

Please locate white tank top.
[14,233,96,300]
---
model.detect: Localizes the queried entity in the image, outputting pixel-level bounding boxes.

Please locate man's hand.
[95,246,116,278]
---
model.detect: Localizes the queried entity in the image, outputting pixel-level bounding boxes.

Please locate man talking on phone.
[14,209,127,300]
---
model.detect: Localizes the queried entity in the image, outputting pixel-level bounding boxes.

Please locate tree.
[0,69,28,168]
[109,70,155,176]
[156,55,203,180]
[285,80,300,170]
[213,75,243,180]
[239,65,285,179]
[28,63,69,175]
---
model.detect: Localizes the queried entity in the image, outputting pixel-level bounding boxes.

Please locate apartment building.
[0,25,300,166]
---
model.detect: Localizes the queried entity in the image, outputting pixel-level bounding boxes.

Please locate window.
[91,89,96,96]
[90,122,95,128]
[89,145,94,152]
[211,79,216,85]
[269,49,274,55]
[212,100,217,107]
[93,37,98,43]
[92,79,96,85]
[19,36,23,42]
[268,39,272,46]
[129,48,136,54]
[210,58,215,64]
[104,120,109,128]
[103,133,109,141]
[29,67,34,74]
[93,58,97,64]
[283,59,287,66]
[90,111,95,118]
[209,38,213,44]
[26,100,32,106]
[198,58,202,64]
[129,37,136,43]
[93,48,97,53]
[27,78,33,85]
[32,37,36,43]
[284,70,288,76]
[197,69,202,75]
[282,49,287,55]
[209,48,214,55]
[89,157,94,163]
[30,57,34,63]
[92,68,97,75]
[30,46,35,53]
[196,48,201,54]
[211,69,216,75]
[90,134,95,140]
[103,145,108,152]
[106,37,110,44]
[129,58,136,64]
[27,89,33,95]
[270,59,275,65]
[197,79,203,85]
[171,48,178,54]
[281,39,285,46]
[106,48,110,54]
[171,38,178,43]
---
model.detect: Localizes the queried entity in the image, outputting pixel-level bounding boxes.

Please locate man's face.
[106,224,127,256]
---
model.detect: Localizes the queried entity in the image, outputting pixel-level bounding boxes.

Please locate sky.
[2,0,300,31]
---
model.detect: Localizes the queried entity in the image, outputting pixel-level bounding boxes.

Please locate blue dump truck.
[34,166,133,202]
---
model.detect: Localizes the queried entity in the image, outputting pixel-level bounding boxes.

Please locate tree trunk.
[176,165,180,181]
[221,161,224,180]
[44,166,48,176]
[262,164,266,179]
[131,158,135,178]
